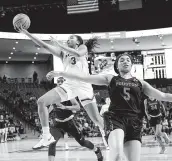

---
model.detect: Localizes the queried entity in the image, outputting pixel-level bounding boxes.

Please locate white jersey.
[61,50,93,92]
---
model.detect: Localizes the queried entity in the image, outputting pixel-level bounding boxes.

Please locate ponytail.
[85,37,99,54]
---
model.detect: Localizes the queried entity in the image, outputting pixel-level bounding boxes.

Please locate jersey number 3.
[123,87,130,100]
[71,57,76,65]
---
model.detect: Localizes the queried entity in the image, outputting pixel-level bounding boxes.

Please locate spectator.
[33,71,38,83]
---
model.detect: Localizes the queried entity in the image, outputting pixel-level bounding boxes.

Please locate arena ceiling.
[0,34,172,62]
[0,0,172,33]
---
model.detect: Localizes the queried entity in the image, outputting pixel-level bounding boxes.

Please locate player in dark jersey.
[144,97,170,154]
[33,96,103,161]
[47,52,172,161]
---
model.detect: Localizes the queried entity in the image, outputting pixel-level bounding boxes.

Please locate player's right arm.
[16,26,62,58]
[46,71,114,86]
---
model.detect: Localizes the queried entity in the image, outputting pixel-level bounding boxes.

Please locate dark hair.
[74,35,84,46]
[114,53,134,74]
[85,37,99,53]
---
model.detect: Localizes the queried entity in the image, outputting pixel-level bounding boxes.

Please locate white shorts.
[54,84,96,106]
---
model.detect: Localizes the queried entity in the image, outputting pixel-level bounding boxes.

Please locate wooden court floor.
[0,137,172,161]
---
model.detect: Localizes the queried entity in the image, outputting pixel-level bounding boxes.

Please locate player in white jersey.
[15,25,107,149]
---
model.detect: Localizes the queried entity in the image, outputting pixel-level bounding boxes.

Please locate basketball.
[13,13,31,30]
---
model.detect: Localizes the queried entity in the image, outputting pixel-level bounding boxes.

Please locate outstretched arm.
[141,80,172,102]
[46,71,113,86]
[15,26,62,58]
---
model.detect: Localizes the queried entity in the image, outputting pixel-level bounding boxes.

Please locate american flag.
[67,0,99,14]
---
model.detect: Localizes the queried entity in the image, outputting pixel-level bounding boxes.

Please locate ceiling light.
[32,61,34,63]
[13,47,15,50]
[35,53,38,55]
[37,47,40,50]
[10,52,13,55]
[34,57,36,59]
[9,57,11,59]
[15,41,18,44]
[6,61,8,63]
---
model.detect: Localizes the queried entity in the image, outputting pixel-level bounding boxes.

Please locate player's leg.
[4,128,8,142]
[104,112,126,161]
[0,129,2,143]
[1,128,5,143]
[83,100,109,149]
[153,124,165,154]
[124,140,141,161]
[108,129,125,161]
[83,101,104,129]
[64,133,69,150]
[48,127,64,161]
[157,117,170,144]
[66,119,103,161]
[124,118,142,161]
[35,87,67,147]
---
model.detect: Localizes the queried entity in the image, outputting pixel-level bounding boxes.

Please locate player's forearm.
[22,30,48,49]
[22,30,62,57]
[60,71,108,86]
[60,71,85,82]
[161,93,172,102]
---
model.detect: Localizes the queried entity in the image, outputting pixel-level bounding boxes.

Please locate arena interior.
[0,0,172,161]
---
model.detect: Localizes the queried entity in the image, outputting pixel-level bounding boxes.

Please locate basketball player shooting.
[13,14,108,149]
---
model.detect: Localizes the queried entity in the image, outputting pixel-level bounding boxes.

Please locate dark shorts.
[103,111,143,143]
[149,116,162,127]
[50,119,84,142]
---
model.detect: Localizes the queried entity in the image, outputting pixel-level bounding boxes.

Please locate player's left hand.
[14,24,27,34]
[46,71,61,81]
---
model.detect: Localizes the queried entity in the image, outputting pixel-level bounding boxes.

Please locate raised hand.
[14,23,27,33]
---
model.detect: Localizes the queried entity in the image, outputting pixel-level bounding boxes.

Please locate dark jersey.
[0,120,5,128]
[49,97,81,121]
[147,99,162,117]
[108,76,143,117]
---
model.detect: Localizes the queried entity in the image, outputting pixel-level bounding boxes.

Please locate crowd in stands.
[0,112,24,143]
[0,75,172,143]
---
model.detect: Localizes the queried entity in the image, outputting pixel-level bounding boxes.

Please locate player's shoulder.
[77,44,88,53]
[79,44,87,48]
[107,74,118,86]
